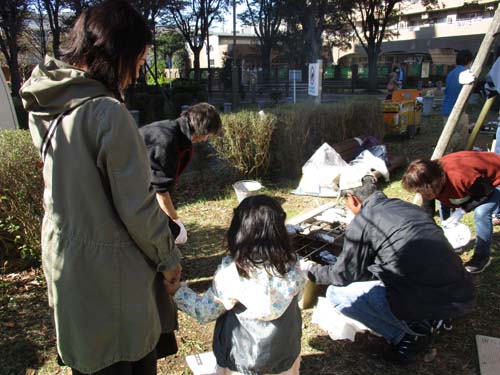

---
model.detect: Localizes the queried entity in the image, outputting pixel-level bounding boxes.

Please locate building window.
[209,45,214,52]
[209,59,215,66]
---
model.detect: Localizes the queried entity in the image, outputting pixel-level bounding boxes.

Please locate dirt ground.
[1,106,499,375]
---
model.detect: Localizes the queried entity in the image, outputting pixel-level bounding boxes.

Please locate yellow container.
[383,90,422,137]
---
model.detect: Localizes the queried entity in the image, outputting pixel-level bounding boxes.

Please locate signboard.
[421,61,430,78]
[289,69,302,82]
[308,63,320,96]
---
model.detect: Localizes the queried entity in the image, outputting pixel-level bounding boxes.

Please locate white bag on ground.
[442,222,471,250]
[292,143,348,197]
[349,150,390,182]
[311,297,375,342]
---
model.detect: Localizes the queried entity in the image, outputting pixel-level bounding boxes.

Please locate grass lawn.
[1,109,499,375]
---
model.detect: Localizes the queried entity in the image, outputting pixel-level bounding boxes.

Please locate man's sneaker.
[464,254,491,274]
[384,333,430,365]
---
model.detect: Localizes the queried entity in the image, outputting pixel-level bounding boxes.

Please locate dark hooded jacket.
[309,191,476,321]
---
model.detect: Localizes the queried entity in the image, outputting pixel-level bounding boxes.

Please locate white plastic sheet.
[442,222,471,249]
[349,150,390,182]
[292,143,348,197]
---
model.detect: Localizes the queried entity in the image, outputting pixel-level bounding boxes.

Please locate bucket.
[422,96,434,116]
[233,180,262,202]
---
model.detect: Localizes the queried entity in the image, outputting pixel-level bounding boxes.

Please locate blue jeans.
[326,280,414,344]
[473,187,500,257]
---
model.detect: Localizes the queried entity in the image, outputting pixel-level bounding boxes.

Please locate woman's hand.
[164,278,182,295]
[162,263,182,284]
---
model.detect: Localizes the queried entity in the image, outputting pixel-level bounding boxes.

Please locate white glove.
[299,258,315,273]
[442,208,466,227]
[459,69,475,85]
[174,219,188,244]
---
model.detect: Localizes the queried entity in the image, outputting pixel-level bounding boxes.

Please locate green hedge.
[0,98,384,270]
[213,111,276,178]
[0,130,43,269]
[215,97,385,179]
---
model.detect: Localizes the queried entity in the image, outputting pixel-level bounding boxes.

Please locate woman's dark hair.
[402,159,446,199]
[226,195,296,278]
[182,103,222,136]
[61,0,152,99]
[456,49,473,66]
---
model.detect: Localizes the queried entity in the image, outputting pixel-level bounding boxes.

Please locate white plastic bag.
[311,297,375,342]
[349,150,390,182]
[442,222,471,249]
[292,143,348,197]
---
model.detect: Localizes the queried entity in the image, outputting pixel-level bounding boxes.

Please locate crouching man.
[304,172,475,364]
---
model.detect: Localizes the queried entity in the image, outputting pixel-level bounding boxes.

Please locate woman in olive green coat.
[20,1,181,374]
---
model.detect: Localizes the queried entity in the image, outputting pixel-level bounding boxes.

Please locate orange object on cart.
[383,89,422,138]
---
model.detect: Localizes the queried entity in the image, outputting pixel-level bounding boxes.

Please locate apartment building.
[193,31,261,69]
[333,0,499,66]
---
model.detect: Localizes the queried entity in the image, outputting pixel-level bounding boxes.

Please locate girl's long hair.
[226,195,296,278]
[61,0,152,99]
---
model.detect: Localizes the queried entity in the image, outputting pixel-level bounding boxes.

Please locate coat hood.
[20,56,111,116]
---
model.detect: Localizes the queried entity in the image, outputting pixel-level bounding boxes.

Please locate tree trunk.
[303,13,321,63]
[261,45,271,82]
[367,44,378,92]
[193,47,201,81]
[8,46,21,97]
[52,27,60,58]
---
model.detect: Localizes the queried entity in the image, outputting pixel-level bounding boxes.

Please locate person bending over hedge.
[139,103,222,244]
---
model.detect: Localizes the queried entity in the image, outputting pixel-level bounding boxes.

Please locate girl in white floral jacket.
[165,195,306,375]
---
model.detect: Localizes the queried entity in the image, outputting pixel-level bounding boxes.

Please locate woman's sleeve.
[97,101,181,272]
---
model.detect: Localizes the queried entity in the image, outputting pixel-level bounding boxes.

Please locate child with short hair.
[165,195,306,375]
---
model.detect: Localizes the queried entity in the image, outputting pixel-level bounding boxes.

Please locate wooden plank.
[286,201,337,225]
[476,335,500,375]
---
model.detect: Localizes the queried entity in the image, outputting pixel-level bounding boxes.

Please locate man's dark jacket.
[310,191,475,321]
[139,117,193,238]
[139,117,193,193]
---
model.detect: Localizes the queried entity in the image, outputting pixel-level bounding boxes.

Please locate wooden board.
[476,335,500,375]
[286,201,337,225]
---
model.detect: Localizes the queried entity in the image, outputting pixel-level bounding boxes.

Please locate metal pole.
[153,22,158,87]
[207,28,212,94]
[231,0,240,107]
[315,59,323,105]
[293,75,296,104]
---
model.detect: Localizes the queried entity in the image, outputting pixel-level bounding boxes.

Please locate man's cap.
[339,167,375,192]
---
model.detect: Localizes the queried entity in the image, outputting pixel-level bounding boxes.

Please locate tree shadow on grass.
[177,223,227,290]
[0,337,41,375]
[0,272,57,375]
[301,331,402,375]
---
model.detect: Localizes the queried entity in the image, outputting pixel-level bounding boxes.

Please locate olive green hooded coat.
[20,56,181,373]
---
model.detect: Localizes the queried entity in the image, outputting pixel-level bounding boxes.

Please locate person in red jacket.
[402,151,500,273]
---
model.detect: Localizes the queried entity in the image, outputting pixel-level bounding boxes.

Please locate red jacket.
[437,151,500,209]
